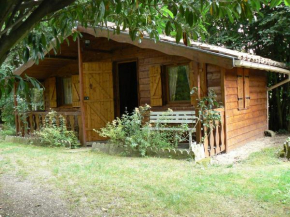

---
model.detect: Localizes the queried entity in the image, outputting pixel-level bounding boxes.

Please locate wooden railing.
[17,111,83,142]
[202,108,226,157]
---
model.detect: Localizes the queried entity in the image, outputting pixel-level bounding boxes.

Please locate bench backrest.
[150,111,197,124]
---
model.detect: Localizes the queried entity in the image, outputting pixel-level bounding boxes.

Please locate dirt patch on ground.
[212,134,289,165]
[0,174,81,217]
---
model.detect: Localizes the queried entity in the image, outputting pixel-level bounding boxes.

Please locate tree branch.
[19,0,44,10]
[0,0,76,65]
[5,0,23,30]
[0,1,16,31]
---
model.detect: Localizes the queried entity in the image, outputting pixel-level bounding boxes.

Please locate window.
[57,77,72,106]
[166,65,190,102]
[31,88,44,111]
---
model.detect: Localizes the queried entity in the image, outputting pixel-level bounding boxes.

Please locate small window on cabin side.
[167,65,190,102]
[31,88,44,111]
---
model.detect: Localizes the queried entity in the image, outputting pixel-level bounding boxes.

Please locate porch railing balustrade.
[201,108,226,157]
[16,111,83,142]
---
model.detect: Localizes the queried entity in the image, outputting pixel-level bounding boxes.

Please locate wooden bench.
[149,111,197,147]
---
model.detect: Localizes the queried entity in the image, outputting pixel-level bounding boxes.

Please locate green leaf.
[41,34,47,48]
[226,8,234,23]
[116,25,121,34]
[187,11,194,27]
[165,21,172,36]
[270,0,282,8]
[99,1,106,19]
[162,6,174,19]
[23,47,30,62]
[236,4,242,14]
[175,22,182,43]
[179,5,185,16]
[116,2,122,14]
[284,0,290,6]
[192,31,198,40]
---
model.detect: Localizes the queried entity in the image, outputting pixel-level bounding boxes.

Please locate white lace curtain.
[168,66,190,101]
[169,67,179,101]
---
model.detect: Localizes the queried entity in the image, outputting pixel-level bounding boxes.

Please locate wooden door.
[83,62,114,141]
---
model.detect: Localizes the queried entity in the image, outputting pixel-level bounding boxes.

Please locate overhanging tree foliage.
[1,0,289,68]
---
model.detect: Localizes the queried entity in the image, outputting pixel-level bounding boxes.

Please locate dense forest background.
[206,5,290,132]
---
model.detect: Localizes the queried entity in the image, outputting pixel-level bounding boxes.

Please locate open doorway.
[116,61,139,117]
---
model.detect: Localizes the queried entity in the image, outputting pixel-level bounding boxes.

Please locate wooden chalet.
[13,24,290,157]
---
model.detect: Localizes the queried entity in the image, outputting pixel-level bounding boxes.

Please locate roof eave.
[234,60,290,75]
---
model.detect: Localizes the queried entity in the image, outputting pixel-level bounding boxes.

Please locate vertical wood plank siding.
[224,68,267,151]
[207,64,222,103]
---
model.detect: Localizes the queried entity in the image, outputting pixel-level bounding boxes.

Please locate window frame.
[163,63,191,105]
[30,87,45,111]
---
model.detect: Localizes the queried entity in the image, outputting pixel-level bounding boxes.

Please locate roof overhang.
[76,26,236,69]
[234,60,290,75]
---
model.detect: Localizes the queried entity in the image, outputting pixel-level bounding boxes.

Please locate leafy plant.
[0,125,16,137]
[280,137,290,160]
[191,87,222,129]
[96,105,188,156]
[35,110,80,148]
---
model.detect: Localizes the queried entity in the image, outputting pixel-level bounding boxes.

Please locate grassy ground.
[0,142,290,216]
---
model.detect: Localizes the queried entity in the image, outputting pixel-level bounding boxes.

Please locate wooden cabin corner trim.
[221,68,228,153]
[78,37,86,145]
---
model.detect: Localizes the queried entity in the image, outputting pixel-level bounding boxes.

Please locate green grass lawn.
[0,142,290,216]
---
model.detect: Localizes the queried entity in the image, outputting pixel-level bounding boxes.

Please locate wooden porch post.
[191,61,202,143]
[191,62,208,146]
[221,68,228,153]
[78,37,87,145]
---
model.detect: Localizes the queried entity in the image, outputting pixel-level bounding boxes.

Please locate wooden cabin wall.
[207,64,222,104]
[82,44,193,111]
[224,68,267,151]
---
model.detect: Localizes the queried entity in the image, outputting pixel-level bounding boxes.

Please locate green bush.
[280,137,290,160]
[96,105,188,156]
[0,125,16,136]
[35,110,80,148]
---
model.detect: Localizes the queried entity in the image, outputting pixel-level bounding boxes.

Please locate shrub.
[0,125,16,136]
[35,110,80,148]
[280,137,290,160]
[191,87,222,128]
[96,105,188,156]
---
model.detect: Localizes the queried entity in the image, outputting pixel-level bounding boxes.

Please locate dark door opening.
[117,61,138,117]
